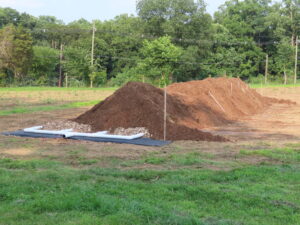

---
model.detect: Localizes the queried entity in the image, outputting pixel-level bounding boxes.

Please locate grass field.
[0,87,117,116]
[0,148,299,225]
[249,83,300,88]
[0,86,300,224]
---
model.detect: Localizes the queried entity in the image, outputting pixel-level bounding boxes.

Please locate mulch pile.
[74,78,295,141]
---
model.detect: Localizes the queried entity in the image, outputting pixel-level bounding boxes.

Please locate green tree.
[0,7,20,28]
[137,0,212,43]
[63,46,90,85]
[274,38,295,83]
[29,46,59,85]
[206,23,264,79]
[95,15,143,78]
[282,0,300,45]
[0,25,33,81]
[139,36,181,84]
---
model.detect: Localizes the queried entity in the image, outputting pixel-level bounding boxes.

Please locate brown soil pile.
[167,78,295,130]
[74,78,294,141]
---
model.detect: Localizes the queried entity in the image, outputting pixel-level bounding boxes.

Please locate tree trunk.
[169,73,173,83]
[284,67,287,85]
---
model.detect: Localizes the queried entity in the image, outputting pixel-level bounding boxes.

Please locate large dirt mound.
[75,81,226,141]
[74,78,294,141]
[167,78,295,130]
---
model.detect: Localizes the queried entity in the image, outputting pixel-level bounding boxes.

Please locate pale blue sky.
[0,0,227,23]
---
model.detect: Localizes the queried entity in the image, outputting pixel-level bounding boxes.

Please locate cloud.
[0,0,44,9]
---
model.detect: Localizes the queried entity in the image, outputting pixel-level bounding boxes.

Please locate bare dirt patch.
[204,87,300,141]
[3,148,35,156]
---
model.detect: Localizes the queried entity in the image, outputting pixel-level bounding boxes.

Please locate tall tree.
[137,0,212,45]
[139,36,182,84]
[282,0,300,45]
[0,25,33,80]
[0,8,20,28]
[29,46,59,85]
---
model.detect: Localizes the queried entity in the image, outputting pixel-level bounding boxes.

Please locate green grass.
[0,87,117,92]
[240,147,300,163]
[0,158,299,225]
[0,100,99,116]
[250,83,300,88]
[79,159,98,166]
[121,152,241,169]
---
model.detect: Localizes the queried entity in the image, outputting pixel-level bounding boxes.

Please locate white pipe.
[94,131,109,135]
[24,127,73,135]
[63,132,144,139]
[23,126,144,140]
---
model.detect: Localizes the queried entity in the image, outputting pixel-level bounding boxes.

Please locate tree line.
[0,0,299,87]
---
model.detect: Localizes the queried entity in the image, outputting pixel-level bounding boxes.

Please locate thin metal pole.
[294,36,298,85]
[90,22,96,88]
[164,84,167,141]
[59,43,63,87]
[91,22,95,67]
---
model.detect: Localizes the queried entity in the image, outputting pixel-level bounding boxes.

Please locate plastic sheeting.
[2,130,171,147]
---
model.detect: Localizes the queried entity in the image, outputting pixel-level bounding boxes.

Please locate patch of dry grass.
[0,88,116,107]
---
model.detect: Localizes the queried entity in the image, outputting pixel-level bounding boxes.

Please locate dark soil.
[74,78,295,141]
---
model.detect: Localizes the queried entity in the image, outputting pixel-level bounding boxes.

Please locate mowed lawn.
[0,156,299,225]
[0,86,300,225]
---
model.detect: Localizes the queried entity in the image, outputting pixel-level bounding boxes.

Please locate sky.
[0,0,227,24]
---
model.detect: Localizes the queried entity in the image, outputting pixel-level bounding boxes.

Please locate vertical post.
[230,82,233,96]
[91,22,95,67]
[294,36,298,85]
[284,67,287,85]
[90,22,96,88]
[58,43,63,87]
[164,83,167,141]
[265,54,268,85]
[65,73,68,88]
[260,77,263,95]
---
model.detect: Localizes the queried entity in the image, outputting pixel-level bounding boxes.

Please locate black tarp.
[2,130,171,147]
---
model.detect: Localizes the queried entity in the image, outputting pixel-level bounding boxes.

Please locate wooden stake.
[90,22,96,88]
[230,82,233,96]
[163,84,167,141]
[294,36,298,85]
[265,54,269,84]
[209,91,225,113]
[284,67,287,85]
[58,43,63,87]
[260,78,263,95]
[65,73,68,88]
[91,22,96,67]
